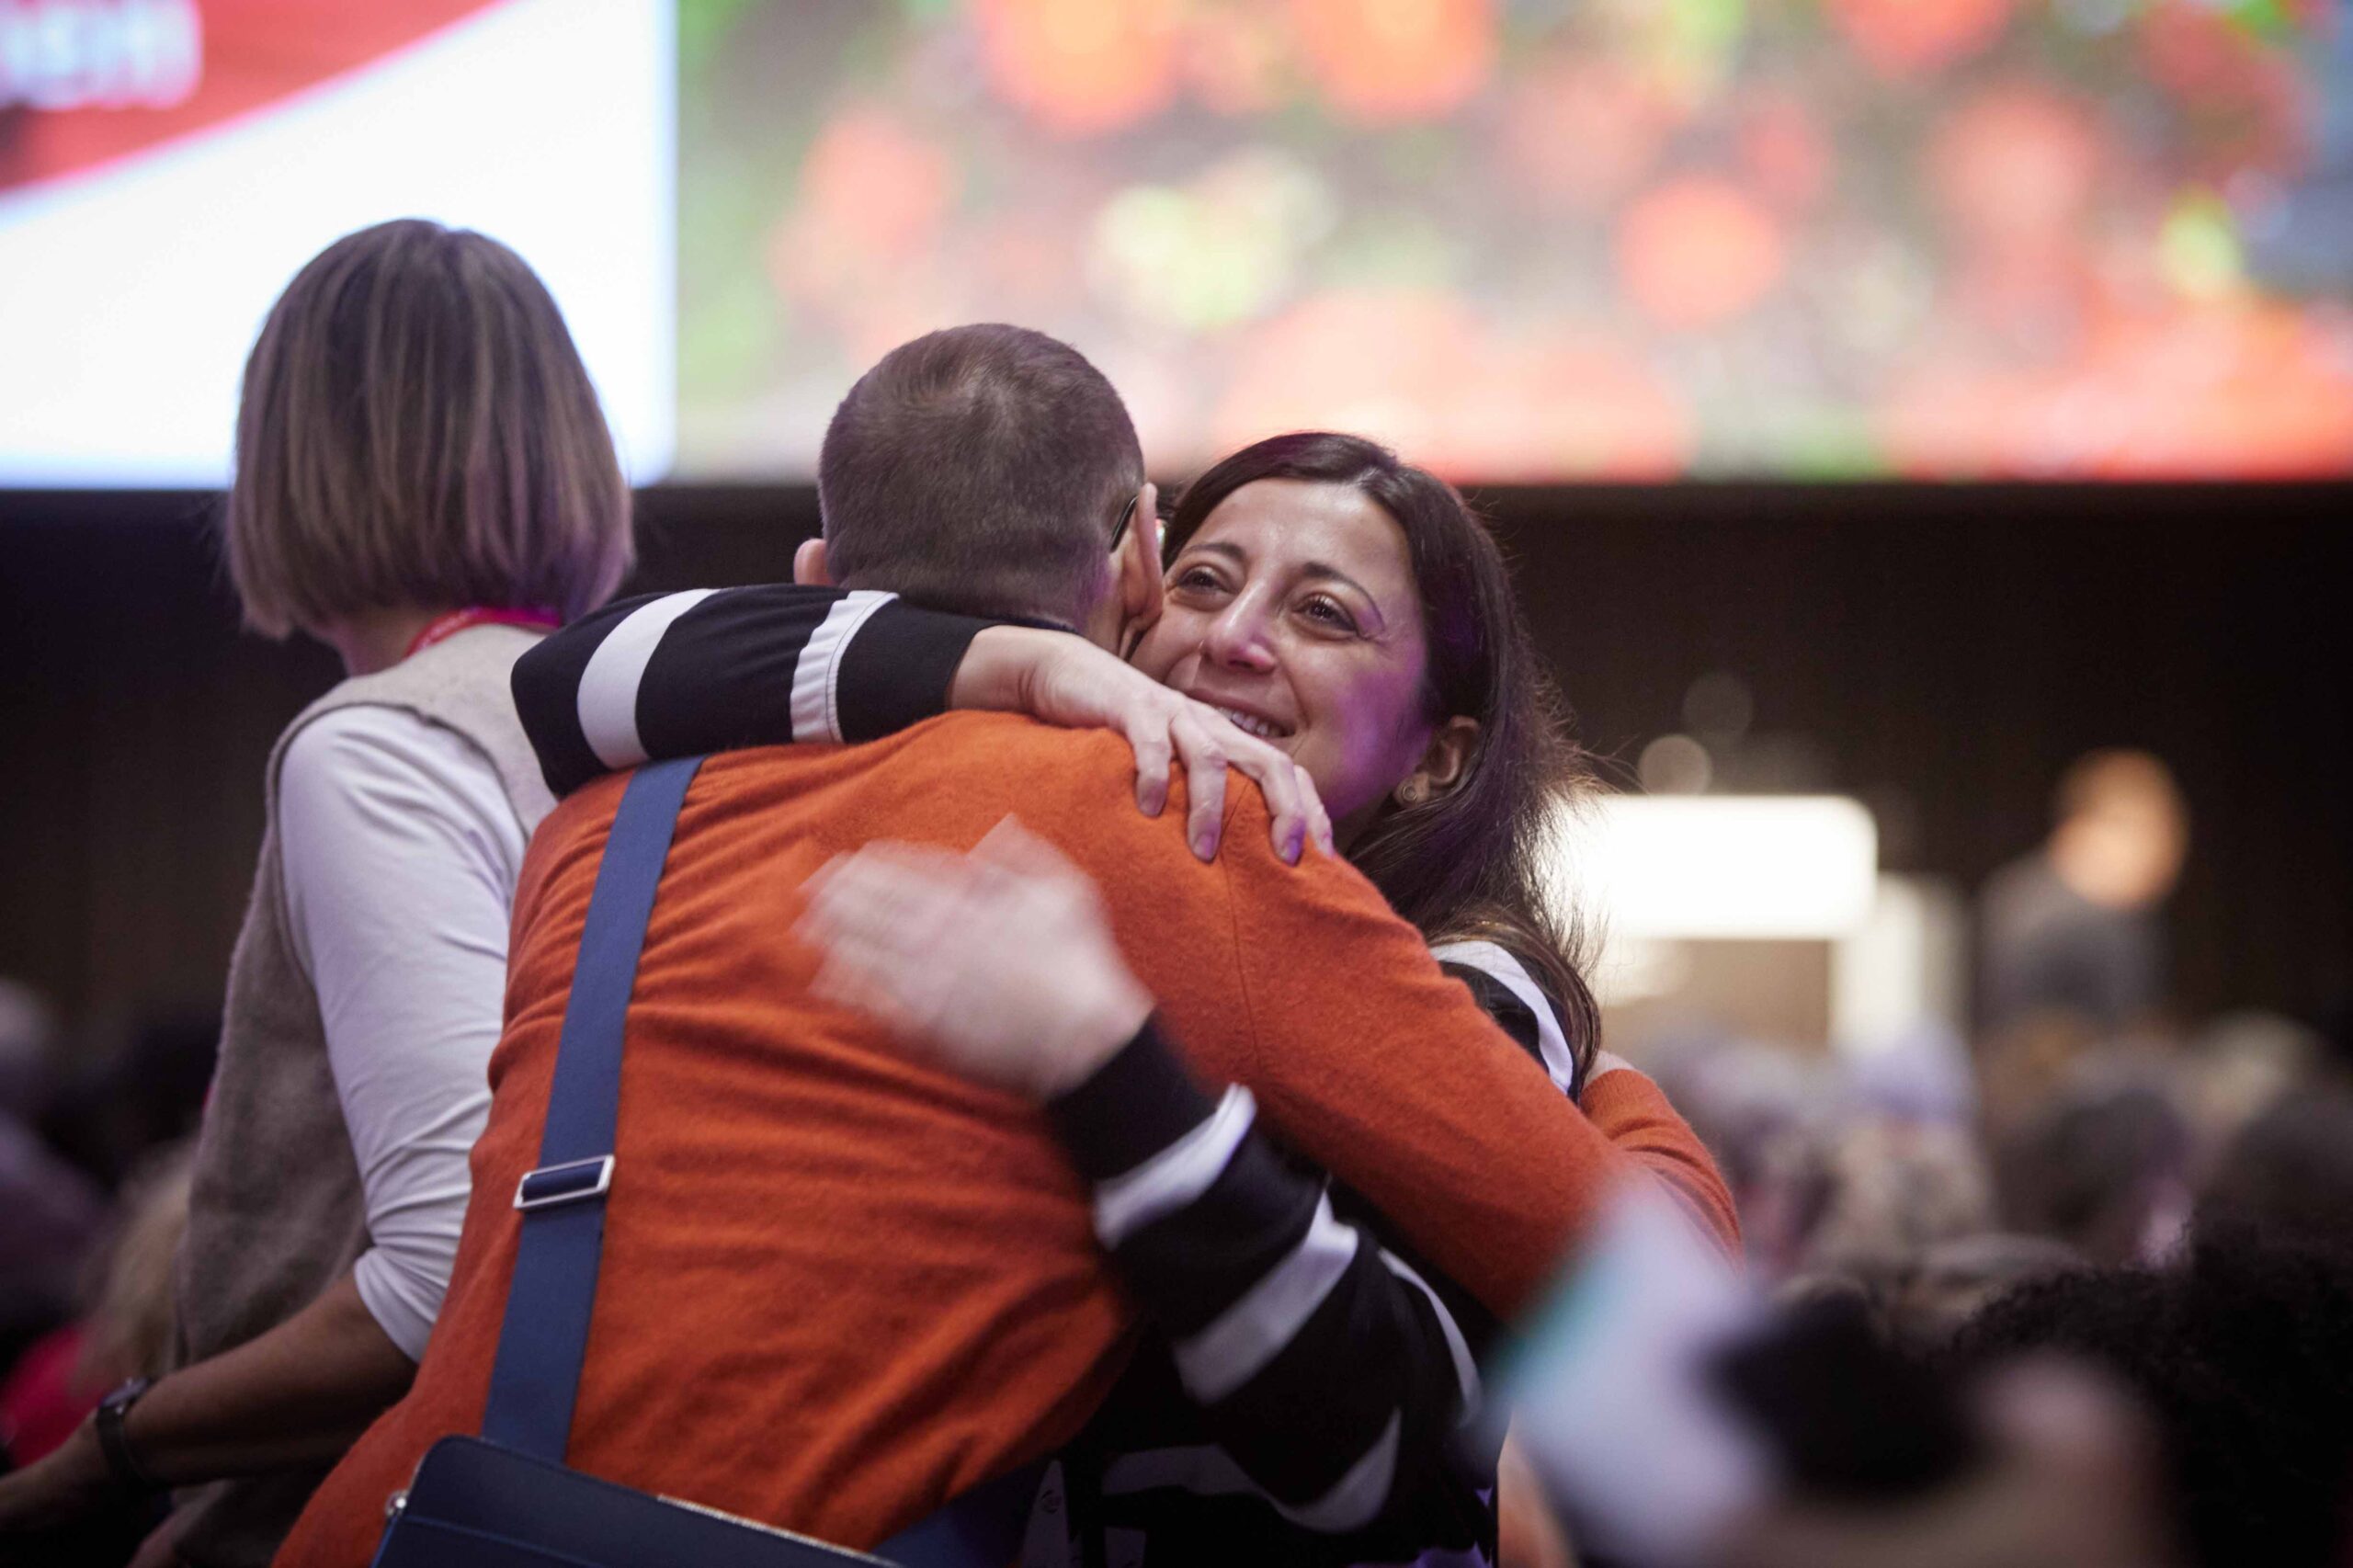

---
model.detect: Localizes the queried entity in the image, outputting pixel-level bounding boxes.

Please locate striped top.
[503,587,1738,1565]
[1029,938,1592,1568]
[515,585,998,797]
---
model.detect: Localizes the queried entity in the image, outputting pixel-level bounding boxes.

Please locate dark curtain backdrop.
[3,483,2346,1041]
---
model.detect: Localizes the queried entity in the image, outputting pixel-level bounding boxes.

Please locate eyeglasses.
[1109,493,1139,553]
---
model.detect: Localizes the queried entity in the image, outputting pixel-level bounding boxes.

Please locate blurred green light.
[2220,0,2296,42]
[1670,0,1746,61]
[2160,191,2245,301]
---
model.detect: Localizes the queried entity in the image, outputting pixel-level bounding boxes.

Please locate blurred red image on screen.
[0,0,674,489]
[671,0,2353,480]
[972,0,1182,137]
[0,0,494,195]
[1827,0,2017,79]
[1617,177,1790,333]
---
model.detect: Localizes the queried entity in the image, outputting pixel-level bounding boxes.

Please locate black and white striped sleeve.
[513,585,1000,797]
[1431,938,1584,1100]
[1047,1020,1488,1534]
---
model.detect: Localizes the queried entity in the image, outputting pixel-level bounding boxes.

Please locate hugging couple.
[285,321,1736,1568]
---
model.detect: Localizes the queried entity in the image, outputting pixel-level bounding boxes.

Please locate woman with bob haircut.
[504,429,1733,1565]
[0,219,631,1567]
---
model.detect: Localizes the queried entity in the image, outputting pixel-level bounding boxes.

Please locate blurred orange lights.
[1180,8,1291,118]
[1738,96,1834,211]
[1929,84,2103,247]
[2140,2,2311,182]
[1502,56,1681,211]
[1617,177,1789,331]
[683,0,2353,479]
[795,109,955,258]
[1213,290,1475,457]
[1447,339,1692,480]
[1885,304,2353,478]
[1289,0,1497,125]
[974,0,1181,135]
[1212,290,1690,479]
[1827,0,2015,77]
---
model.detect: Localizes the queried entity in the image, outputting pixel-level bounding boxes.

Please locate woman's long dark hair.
[1165,432,1602,1077]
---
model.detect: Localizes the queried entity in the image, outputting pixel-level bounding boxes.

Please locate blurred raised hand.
[797,818,1153,1100]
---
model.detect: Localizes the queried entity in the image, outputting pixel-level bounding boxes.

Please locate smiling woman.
[1151,432,1600,1053]
[1143,477,1452,839]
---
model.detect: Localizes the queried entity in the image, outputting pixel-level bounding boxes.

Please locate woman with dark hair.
[1155,431,1600,1074]
[510,429,1729,1563]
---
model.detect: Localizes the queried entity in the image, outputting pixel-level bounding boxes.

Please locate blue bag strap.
[481,755,704,1462]
[469,750,1036,1566]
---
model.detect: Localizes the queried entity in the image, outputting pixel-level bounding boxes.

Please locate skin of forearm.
[126,1271,415,1484]
[945,625,1055,713]
[0,1272,413,1533]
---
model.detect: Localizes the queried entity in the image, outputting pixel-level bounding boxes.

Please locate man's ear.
[1395,716,1481,807]
[792,536,833,587]
[1115,482,1164,650]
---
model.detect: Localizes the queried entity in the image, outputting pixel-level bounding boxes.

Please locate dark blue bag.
[369,757,1035,1568]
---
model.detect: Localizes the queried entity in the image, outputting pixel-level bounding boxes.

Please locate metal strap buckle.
[513,1154,615,1211]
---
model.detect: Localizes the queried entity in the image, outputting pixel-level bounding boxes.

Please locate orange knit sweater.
[278,715,1733,1565]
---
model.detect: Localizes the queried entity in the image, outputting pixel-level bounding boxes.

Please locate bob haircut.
[1165,431,1602,1074]
[223,220,631,638]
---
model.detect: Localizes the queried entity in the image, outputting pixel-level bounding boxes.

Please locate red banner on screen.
[0,0,498,195]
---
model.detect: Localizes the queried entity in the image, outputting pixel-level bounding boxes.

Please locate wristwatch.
[93,1376,166,1494]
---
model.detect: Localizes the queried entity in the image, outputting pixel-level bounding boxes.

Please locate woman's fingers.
[1166,704,1324,865]
[1166,710,1232,861]
[813,929,940,1017]
[1021,639,1326,865]
[1125,708,1174,820]
[1244,747,1308,866]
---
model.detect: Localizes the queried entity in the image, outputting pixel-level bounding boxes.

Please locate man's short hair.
[225,219,631,638]
[817,324,1143,624]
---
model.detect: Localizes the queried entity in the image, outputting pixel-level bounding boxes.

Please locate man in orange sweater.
[281,325,1732,1566]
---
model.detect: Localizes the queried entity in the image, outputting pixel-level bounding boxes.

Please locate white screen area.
[0,0,674,487]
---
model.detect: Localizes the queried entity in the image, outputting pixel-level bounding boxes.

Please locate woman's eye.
[1171,565,1227,594]
[1298,596,1358,633]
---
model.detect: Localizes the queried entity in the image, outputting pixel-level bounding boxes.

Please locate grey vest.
[170,625,553,1568]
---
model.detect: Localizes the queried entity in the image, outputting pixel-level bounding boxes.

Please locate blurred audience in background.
[1,986,216,1505]
[4,1142,194,1462]
[0,980,104,1375]
[1566,738,2353,1567]
[0,975,208,1568]
[2,714,2347,1568]
[1943,1225,2353,1568]
[34,1012,215,1199]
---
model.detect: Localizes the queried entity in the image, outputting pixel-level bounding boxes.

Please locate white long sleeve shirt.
[275,704,528,1359]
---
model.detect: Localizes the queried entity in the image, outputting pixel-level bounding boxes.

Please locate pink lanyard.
[404,606,562,660]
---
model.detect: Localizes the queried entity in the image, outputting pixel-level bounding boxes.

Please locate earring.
[1396,778,1430,807]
